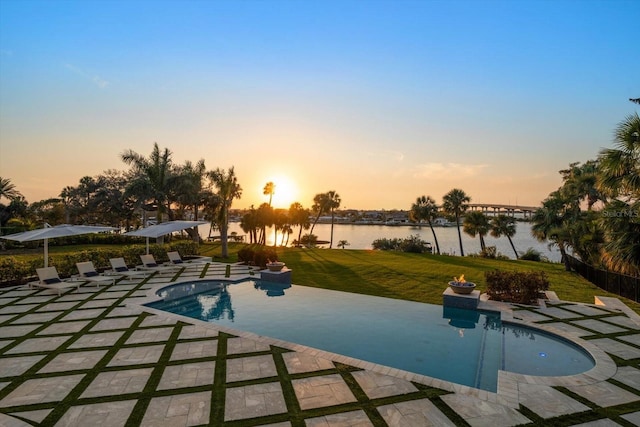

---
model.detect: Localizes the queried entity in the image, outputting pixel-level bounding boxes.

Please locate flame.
[453,274,466,283]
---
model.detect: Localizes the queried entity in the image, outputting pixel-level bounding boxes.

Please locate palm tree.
[442,189,471,256]
[531,191,576,271]
[263,182,275,206]
[597,112,640,200]
[409,195,441,254]
[0,177,22,202]
[240,206,259,244]
[309,192,330,244]
[490,214,519,259]
[288,202,310,246]
[337,240,350,249]
[325,191,341,248]
[463,211,489,252]
[121,143,175,224]
[207,167,242,258]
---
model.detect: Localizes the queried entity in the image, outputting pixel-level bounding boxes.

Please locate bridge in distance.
[467,203,539,219]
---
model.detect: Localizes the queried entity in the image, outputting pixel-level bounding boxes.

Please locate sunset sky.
[1,0,638,210]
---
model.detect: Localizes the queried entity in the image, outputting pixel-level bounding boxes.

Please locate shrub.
[237,246,278,268]
[485,270,550,305]
[372,235,432,253]
[520,247,549,262]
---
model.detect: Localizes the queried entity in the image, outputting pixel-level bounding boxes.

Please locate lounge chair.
[75,261,117,286]
[139,254,182,273]
[108,257,152,279]
[167,251,209,265]
[33,267,82,295]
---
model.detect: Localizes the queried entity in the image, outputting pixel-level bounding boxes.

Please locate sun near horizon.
[261,175,300,209]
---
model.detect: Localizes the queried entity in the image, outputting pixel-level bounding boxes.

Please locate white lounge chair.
[167,251,209,265]
[33,267,82,295]
[139,254,182,273]
[75,261,117,286]
[108,257,152,279]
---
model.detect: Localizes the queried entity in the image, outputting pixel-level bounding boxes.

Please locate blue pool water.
[146,280,595,391]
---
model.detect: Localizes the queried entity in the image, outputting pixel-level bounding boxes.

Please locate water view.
[198,221,561,262]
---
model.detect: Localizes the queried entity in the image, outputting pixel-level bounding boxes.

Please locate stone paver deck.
[0,262,639,426]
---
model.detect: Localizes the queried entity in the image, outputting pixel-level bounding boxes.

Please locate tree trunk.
[427,221,441,255]
[456,215,465,256]
[329,209,335,248]
[507,236,518,259]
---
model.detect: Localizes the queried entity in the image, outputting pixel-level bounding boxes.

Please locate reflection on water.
[254,281,291,297]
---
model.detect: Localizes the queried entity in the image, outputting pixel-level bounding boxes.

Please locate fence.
[566,255,640,303]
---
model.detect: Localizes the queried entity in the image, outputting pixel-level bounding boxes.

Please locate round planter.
[266,262,285,272]
[448,281,476,294]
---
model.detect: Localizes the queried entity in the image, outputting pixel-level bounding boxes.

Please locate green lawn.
[4,241,639,314]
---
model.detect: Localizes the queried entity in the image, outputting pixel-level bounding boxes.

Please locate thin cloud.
[64,63,109,89]
[413,162,488,179]
[368,149,405,162]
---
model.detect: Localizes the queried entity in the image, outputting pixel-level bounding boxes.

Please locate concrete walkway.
[1,263,639,426]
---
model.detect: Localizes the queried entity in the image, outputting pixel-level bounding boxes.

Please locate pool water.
[146,280,595,392]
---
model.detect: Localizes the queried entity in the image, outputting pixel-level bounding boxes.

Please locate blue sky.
[1,0,638,209]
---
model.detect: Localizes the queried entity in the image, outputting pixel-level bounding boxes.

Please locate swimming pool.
[146,279,595,392]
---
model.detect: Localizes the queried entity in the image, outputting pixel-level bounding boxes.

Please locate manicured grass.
[4,241,639,314]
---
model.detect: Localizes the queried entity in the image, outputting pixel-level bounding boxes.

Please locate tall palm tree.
[325,191,341,248]
[121,143,175,223]
[490,214,519,259]
[0,177,22,202]
[207,167,242,258]
[263,182,275,206]
[442,189,470,256]
[410,195,441,254]
[309,192,330,244]
[463,211,489,252]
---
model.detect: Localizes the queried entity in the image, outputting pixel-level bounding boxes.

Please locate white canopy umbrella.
[124,220,207,253]
[0,223,118,267]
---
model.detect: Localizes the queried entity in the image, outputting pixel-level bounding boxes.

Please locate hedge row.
[485,270,550,305]
[0,241,200,284]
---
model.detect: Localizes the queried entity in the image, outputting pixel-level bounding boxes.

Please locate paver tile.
[90,317,138,331]
[37,320,91,335]
[441,394,530,427]
[537,307,580,319]
[157,361,215,390]
[612,366,640,391]
[544,322,593,337]
[572,319,628,334]
[306,410,373,426]
[618,334,640,346]
[621,411,640,426]
[107,345,165,366]
[225,382,286,421]
[352,370,418,399]
[139,314,179,327]
[60,308,107,321]
[170,340,217,361]
[227,337,271,354]
[38,349,108,373]
[179,325,218,340]
[0,374,84,406]
[226,354,277,382]
[292,374,357,410]
[511,310,554,322]
[0,304,38,314]
[107,306,145,317]
[36,301,80,312]
[0,355,45,377]
[5,336,71,354]
[590,338,640,360]
[1,324,40,337]
[283,352,335,374]
[68,331,126,349]
[600,316,640,330]
[126,327,174,344]
[142,391,211,426]
[81,368,153,398]
[10,311,61,324]
[569,419,622,426]
[379,398,455,426]
[567,380,640,407]
[8,408,51,424]
[56,400,137,426]
[518,383,589,418]
[562,305,612,317]
[78,299,117,309]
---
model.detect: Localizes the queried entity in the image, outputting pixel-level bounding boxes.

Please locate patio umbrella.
[0,223,118,267]
[124,220,207,253]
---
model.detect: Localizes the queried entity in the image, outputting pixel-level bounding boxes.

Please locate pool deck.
[1,262,639,426]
